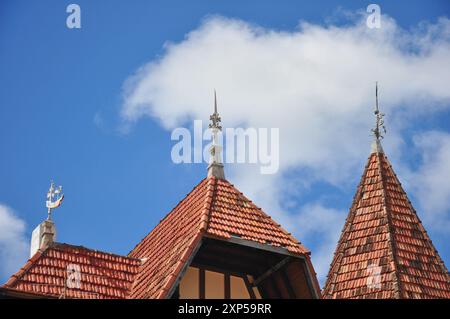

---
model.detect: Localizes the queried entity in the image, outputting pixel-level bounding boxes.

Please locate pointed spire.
[214,89,218,114]
[323,145,450,299]
[371,82,385,153]
[207,89,225,179]
[209,89,222,130]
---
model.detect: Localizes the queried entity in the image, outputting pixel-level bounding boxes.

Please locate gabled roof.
[2,243,141,299]
[323,149,450,299]
[128,176,313,299]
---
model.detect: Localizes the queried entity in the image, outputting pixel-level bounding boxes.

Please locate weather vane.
[46,181,64,220]
[371,82,386,140]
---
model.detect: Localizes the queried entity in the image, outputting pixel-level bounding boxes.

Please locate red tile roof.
[128,176,313,298]
[2,243,141,299]
[323,150,450,299]
[2,176,317,299]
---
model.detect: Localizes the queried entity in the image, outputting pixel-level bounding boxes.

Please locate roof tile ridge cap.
[218,180,310,254]
[222,179,309,254]
[131,179,213,299]
[127,178,209,257]
[280,226,309,254]
[127,252,152,299]
[55,242,140,262]
[376,151,404,299]
[2,247,48,288]
[323,153,374,297]
[156,232,204,299]
[383,154,450,279]
[199,176,218,232]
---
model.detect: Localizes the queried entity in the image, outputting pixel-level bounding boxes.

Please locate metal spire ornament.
[207,90,225,179]
[371,82,386,153]
[209,89,222,131]
[372,82,386,140]
[46,181,64,220]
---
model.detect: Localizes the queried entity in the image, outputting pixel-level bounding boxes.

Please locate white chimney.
[29,181,64,257]
[30,220,56,257]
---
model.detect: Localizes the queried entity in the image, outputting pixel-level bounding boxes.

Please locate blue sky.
[1,0,449,285]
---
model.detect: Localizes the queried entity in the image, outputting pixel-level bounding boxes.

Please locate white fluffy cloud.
[0,204,29,280]
[122,14,450,182]
[121,14,450,283]
[404,131,450,232]
[294,203,346,280]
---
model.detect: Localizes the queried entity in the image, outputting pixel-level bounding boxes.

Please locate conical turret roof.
[323,147,450,298]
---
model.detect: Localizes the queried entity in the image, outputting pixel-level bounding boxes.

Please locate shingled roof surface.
[2,243,141,299]
[323,150,450,299]
[128,176,311,299]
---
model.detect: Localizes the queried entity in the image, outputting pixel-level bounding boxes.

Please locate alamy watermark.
[66,4,81,29]
[366,4,381,29]
[171,120,279,175]
[366,263,382,289]
[66,263,81,289]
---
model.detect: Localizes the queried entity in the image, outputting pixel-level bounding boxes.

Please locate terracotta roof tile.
[323,151,450,299]
[128,176,312,298]
[2,243,141,299]
[3,176,317,299]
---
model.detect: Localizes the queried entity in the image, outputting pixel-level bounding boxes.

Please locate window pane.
[230,276,250,299]
[205,270,224,299]
[179,267,199,299]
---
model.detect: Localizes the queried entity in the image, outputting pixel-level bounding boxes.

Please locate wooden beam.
[200,239,275,265]
[196,248,265,267]
[224,274,230,299]
[302,258,320,299]
[191,262,246,279]
[199,268,205,299]
[253,257,291,287]
[243,276,257,299]
[204,234,300,258]
[194,255,264,275]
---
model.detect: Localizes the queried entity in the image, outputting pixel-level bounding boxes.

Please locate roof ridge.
[127,178,208,257]
[375,152,404,299]
[207,178,309,254]
[381,153,450,284]
[127,177,213,298]
[199,177,218,232]
[2,249,46,288]
[3,241,140,299]
[155,177,218,299]
[156,233,203,299]
[53,242,141,262]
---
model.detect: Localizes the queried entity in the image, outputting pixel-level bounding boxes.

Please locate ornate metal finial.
[209,89,222,131]
[46,181,64,220]
[371,82,386,140]
[207,90,225,179]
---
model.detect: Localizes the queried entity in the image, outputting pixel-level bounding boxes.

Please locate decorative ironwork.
[209,89,222,131]
[372,82,386,140]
